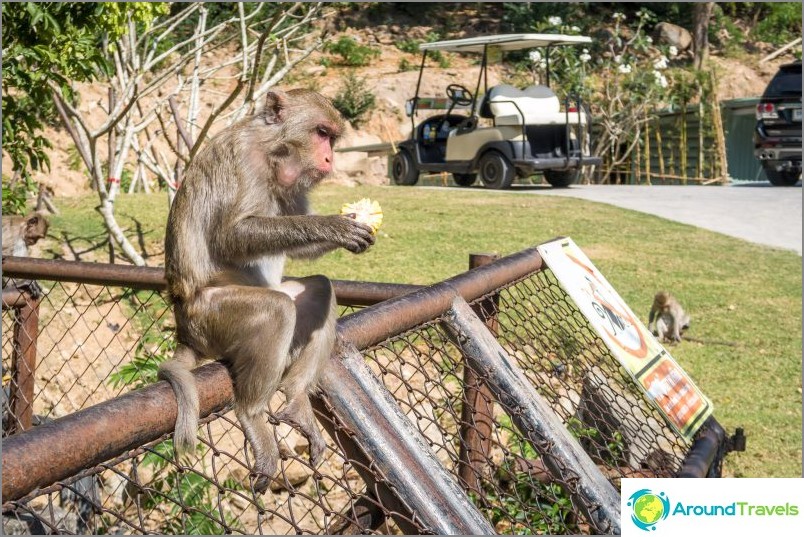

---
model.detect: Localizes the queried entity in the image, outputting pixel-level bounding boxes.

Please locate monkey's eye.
[316,127,330,139]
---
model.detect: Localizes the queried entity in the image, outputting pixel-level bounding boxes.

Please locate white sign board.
[537,238,713,440]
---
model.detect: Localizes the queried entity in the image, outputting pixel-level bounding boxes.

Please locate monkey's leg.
[276,276,336,465]
[207,286,297,494]
[158,344,201,455]
[655,316,671,343]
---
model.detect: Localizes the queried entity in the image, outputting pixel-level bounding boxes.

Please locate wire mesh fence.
[2,250,728,535]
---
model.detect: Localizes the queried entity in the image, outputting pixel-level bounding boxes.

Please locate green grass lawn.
[43,184,802,478]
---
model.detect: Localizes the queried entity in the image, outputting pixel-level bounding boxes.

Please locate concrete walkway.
[529,183,801,255]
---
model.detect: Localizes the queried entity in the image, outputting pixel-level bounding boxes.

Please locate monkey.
[158,88,375,494]
[2,212,50,299]
[647,291,690,343]
[2,212,49,257]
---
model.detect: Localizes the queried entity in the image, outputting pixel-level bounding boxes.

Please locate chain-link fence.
[2,248,731,535]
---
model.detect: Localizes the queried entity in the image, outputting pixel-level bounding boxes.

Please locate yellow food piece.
[340,198,383,234]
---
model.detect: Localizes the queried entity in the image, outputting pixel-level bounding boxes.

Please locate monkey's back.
[165,122,263,302]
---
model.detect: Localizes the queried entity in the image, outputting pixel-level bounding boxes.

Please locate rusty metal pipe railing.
[337,246,543,350]
[1,246,541,504]
[677,417,726,478]
[318,344,494,534]
[1,243,728,510]
[1,256,421,306]
[2,361,234,502]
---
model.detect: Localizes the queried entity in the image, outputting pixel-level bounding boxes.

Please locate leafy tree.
[2,3,102,211]
[1,2,166,214]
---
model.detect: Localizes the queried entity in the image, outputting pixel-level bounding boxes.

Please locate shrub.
[398,57,417,72]
[332,72,376,128]
[325,36,380,67]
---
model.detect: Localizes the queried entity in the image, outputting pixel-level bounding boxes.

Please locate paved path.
[421,182,801,255]
[531,183,802,255]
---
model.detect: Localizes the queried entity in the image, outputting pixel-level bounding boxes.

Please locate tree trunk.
[693,3,715,70]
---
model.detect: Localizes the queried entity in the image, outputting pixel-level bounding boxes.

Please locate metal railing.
[2,247,729,534]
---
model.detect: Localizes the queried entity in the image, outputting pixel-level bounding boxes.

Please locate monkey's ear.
[263,91,287,125]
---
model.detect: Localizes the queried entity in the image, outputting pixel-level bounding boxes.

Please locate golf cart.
[391,34,601,189]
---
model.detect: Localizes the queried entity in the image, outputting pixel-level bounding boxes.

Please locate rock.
[303,65,327,77]
[654,22,692,51]
[269,459,311,492]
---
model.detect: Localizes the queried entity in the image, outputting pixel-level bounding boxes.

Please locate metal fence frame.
[2,248,731,534]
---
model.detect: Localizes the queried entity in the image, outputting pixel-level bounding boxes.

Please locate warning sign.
[537,238,713,440]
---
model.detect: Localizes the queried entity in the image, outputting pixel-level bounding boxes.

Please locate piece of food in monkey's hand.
[340,198,383,235]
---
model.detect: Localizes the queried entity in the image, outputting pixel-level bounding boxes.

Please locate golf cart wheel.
[544,169,580,188]
[478,151,515,190]
[452,173,477,187]
[764,167,800,187]
[391,150,419,186]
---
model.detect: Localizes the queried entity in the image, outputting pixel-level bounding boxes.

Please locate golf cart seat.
[481,84,587,126]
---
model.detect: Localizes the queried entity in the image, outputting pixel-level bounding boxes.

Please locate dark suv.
[754,60,802,186]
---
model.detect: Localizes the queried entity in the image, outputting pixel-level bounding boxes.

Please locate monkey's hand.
[327,215,376,254]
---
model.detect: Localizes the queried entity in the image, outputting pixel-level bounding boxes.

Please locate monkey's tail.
[158,344,201,456]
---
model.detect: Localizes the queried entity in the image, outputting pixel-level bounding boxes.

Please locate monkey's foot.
[253,473,271,495]
[252,459,278,495]
[307,430,327,466]
[275,407,326,466]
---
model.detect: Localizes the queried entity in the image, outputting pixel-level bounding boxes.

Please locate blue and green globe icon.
[627,489,670,531]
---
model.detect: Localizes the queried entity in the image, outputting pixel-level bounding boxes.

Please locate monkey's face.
[307,124,338,178]
[262,89,344,191]
[23,214,49,246]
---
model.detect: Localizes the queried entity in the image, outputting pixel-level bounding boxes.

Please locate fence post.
[458,253,498,495]
[10,293,40,434]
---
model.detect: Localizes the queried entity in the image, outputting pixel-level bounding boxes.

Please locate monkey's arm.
[285,241,340,259]
[647,307,657,333]
[217,214,374,262]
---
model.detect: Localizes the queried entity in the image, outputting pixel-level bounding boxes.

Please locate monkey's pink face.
[313,125,338,176]
[277,123,340,187]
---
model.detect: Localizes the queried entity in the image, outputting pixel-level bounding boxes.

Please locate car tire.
[452,173,477,187]
[478,151,515,189]
[543,169,580,188]
[391,150,419,186]
[764,167,801,187]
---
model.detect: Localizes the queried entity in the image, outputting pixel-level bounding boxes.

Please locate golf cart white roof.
[419,33,592,53]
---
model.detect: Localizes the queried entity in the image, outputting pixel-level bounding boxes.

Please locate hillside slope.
[3,4,799,196]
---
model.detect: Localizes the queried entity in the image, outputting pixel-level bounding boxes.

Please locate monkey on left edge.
[2,212,50,299]
[159,88,375,494]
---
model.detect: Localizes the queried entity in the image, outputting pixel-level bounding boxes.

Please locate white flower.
[614,54,623,64]
[528,50,542,64]
[579,49,592,63]
[548,16,562,26]
[571,26,581,33]
[646,36,653,44]
[653,55,669,70]
[654,71,668,88]
[668,45,678,57]
[613,12,625,21]
[618,63,632,74]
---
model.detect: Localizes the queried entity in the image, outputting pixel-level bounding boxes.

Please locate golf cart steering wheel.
[446,84,473,106]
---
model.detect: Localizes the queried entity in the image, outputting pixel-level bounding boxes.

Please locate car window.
[764,68,802,98]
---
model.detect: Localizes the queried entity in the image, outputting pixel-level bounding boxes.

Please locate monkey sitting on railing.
[2,211,50,299]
